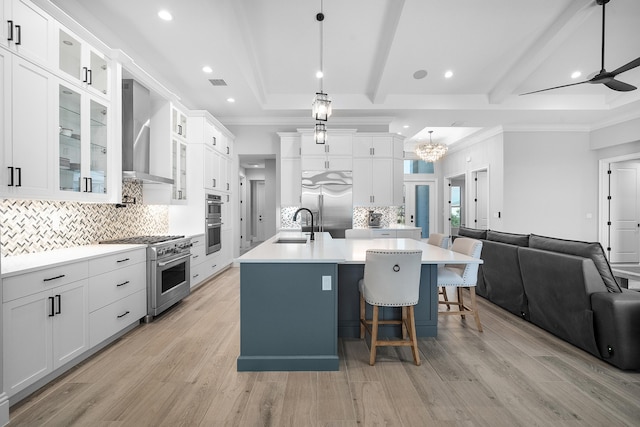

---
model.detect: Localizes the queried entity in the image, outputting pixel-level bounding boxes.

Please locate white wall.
[264,159,277,239]
[503,131,598,240]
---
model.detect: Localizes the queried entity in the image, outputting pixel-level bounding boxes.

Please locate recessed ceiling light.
[571,71,582,79]
[227,98,235,103]
[413,69,428,80]
[202,66,213,73]
[316,70,324,79]
[403,125,409,129]
[158,10,173,21]
[444,70,454,79]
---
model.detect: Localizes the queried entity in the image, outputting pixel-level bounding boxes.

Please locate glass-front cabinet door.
[59,85,82,192]
[59,84,109,197]
[58,28,110,97]
[90,100,108,194]
[172,139,187,201]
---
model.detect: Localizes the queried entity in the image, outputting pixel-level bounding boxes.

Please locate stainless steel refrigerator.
[300,170,353,238]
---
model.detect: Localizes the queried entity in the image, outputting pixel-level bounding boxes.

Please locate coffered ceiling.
[44,0,640,145]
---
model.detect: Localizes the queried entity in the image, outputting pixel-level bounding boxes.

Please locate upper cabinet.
[172,106,187,139]
[58,83,109,198]
[300,131,353,171]
[172,139,187,201]
[2,0,54,68]
[58,27,110,98]
[1,53,55,198]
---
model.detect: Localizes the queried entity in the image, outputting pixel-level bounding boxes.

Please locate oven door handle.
[158,254,191,267]
[207,223,222,227]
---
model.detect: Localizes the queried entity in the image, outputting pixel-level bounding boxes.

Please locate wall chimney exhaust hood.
[122,79,173,185]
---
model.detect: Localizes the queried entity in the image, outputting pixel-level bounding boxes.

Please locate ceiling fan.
[521,0,640,96]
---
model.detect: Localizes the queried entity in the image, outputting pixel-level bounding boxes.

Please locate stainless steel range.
[100,235,191,322]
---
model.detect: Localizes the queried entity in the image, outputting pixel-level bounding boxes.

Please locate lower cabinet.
[3,278,89,397]
[2,247,146,399]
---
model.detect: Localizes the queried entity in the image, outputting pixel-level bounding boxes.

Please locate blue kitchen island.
[236,233,481,371]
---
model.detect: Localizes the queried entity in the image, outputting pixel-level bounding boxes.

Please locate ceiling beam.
[367,0,406,105]
[488,0,596,104]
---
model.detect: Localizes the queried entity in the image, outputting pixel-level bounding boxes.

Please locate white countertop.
[1,244,146,277]
[237,232,481,265]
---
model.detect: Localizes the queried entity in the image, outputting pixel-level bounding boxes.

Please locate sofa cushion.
[529,234,621,293]
[481,240,528,318]
[486,230,529,247]
[457,226,487,240]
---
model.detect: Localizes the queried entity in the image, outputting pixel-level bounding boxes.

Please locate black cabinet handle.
[7,20,13,41]
[192,255,199,259]
[7,166,13,186]
[193,273,199,278]
[117,311,130,319]
[178,125,182,135]
[226,146,229,155]
[88,177,93,192]
[87,69,92,85]
[116,258,130,263]
[15,167,21,187]
[116,280,130,287]
[213,178,216,187]
[212,137,216,146]
[44,274,65,282]
[49,296,55,317]
[55,295,61,314]
[14,24,20,45]
[82,67,88,83]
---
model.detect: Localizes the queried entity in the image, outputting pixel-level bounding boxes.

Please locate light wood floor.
[9,267,640,426]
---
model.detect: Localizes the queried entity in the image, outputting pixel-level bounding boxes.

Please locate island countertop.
[236,232,482,265]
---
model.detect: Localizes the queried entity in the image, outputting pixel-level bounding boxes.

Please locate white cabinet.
[1,53,55,198]
[189,234,207,288]
[172,139,187,201]
[204,145,223,191]
[2,247,146,398]
[3,264,89,398]
[58,82,110,199]
[281,158,301,205]
[172,106,187,138]
[58,27,110,98]
[353,135,395,158]
[353,158,394,206]
[300,132,352,171]
[2,0,54,68]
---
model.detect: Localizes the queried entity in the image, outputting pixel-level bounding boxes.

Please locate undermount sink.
[273,237,308,244]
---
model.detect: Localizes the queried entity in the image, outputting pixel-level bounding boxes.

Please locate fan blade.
[604,79,637,91]
[519,80,588,96]
[611,56,640,76]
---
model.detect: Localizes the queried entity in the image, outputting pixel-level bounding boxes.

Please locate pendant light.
[415,131,448,162]
[312,0,331,143]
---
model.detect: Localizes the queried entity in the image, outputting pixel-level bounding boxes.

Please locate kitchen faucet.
[293,208,315,240]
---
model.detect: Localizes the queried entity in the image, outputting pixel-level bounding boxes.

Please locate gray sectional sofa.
[457,226,640,370]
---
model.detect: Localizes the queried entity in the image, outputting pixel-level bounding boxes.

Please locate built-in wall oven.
[206,194,223,255]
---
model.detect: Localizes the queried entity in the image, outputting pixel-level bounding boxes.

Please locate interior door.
[255,181,265,242]
[448,175,465,237]
[404,181,435,238]
[609,161,640,263]
[474,169,489,229]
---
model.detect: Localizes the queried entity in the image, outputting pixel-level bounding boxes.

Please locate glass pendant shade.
[312,92,332,121]
[314,122,327,144]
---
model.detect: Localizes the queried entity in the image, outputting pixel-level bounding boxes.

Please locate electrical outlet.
[322,276,331,291]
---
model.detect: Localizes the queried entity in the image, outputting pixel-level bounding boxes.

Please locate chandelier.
[312,0,331,143]
[415,131,448,162]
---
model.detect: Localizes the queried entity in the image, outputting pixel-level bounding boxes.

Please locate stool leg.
[441,286,450,309]
[360,293,365,339]
[401,306,408,339]
[370,305,379,366]
[469,287,483,332]
[457,287,466,319]
[408,306,421,366]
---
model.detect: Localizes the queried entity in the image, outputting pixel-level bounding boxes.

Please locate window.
[450,186,461,227]
[404,159,434,174]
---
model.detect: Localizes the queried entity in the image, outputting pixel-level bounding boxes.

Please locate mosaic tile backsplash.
[281,206,403,229]
[1,181,169,257]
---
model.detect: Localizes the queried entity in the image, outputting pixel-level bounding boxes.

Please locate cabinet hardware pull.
[178,125,183,135]
[49,297,55,317]
[226,146,229,155]
[213,178,216,187]
[87,69,92,85]
[83,67,88,83]
[15,167,21,187]
[116,281,130,287]
[192,255,199,259]
[55,295,61,314]
[226,182,229,190]
[212,136,216,145]
[14,24,20,45]
[7,167,13,186]
[87,177,93,192]
[193,274,199,278]
[117,311,130,319]
[44,274,65,282]
[7,20,13,41]
[116,258,130,263]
